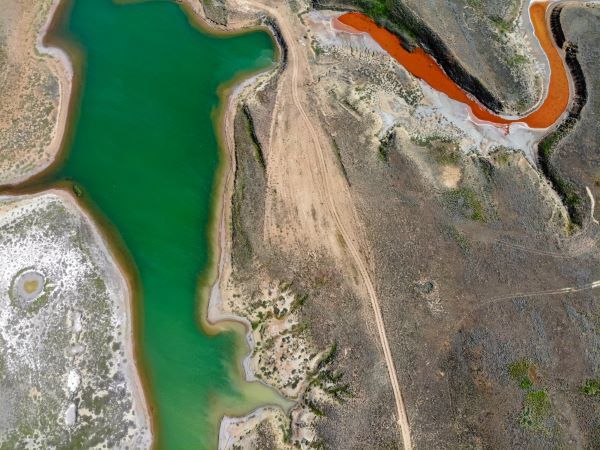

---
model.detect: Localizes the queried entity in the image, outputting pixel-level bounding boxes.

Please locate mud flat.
[0,189,151,447]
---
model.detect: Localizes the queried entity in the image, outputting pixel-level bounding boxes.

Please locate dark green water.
[50,0,277,448]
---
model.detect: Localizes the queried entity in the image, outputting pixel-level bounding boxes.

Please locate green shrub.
[580,378,600,397]
[519,390,551,430]
[444,187,486,222]
[519,377,533,390]
[508,358,530,380]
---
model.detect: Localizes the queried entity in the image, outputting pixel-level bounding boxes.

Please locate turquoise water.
[49,0,277,448]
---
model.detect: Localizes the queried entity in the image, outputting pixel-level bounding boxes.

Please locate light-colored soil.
[0,0,72,186]
[186,0,413,446]
[193,0,600,448]
[0,190,151,447]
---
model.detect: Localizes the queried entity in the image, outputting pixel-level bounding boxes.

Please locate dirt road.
[244,2,413,448]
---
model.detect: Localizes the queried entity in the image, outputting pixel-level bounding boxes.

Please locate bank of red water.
[337,1,569,129]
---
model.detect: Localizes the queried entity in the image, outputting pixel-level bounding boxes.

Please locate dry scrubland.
[206,0,600,448]
[314,0,544,114]
[0,192,151,447]
[1,0,599,448]
[0,0,68,185]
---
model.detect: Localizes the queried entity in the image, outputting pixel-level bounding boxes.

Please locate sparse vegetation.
[242,105,266,171]
[444,187,486,222]
[519,390,551,430]
[443,224,470,253]
[580,378,600,397]
[508,358,531,381]
[490,15,512,34]
[538,118,583,226]
[331,138,349,184]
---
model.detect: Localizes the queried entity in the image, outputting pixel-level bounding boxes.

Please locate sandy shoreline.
[0,186,152,446]
[48,187,153,441]
[177,1,295,446]
[34,0,286,447]
[2,0,74,187]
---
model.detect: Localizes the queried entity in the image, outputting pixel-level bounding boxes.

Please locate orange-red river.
[337,1,569,129]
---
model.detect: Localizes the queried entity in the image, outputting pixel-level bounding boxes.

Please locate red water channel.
[337,2,569,129]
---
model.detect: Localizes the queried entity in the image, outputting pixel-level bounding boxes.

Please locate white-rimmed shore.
[0,188,152,446]
[0,0,152,445]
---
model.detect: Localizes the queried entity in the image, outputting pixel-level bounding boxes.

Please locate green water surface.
[50,0,276,448]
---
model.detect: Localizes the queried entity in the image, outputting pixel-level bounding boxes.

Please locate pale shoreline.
[45,187,153,442]
[24,0,155,442]
[0,186,153,445]
[35,0,288,447]
[178,1,295,446]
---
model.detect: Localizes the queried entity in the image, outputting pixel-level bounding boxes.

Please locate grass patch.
[317,342,337,371]
[305,398,325,417]
[242,105,266,171]
[538,118,582,226]
[444,187,486,222]
[508,358,531,380]
[519,389,551,430]
[519,377,534,390]
[507,53,528,67]
[331,138,349,184]
[377,144,388,162]
[72,183,84,198]
[580,378,600,397]
[444,225,470,253]
[491,147,513,165]
[290,293,308,313]
[490,15,512,34]
[311,40,325,57]
[352,0,418,46]
[378,131,396,163]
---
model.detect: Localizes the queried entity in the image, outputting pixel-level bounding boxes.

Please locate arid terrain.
[0,190,151,447]
[1,0,599,448]
[0,0,71,185]
[200,0,600,448]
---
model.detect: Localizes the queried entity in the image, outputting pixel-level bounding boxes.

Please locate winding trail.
[245,2,413,448]
[456,279,600,331]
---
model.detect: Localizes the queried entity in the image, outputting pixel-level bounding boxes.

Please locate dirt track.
[241,2,413,447]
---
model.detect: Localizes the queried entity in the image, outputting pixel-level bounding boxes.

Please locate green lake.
[48,0,278,448]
